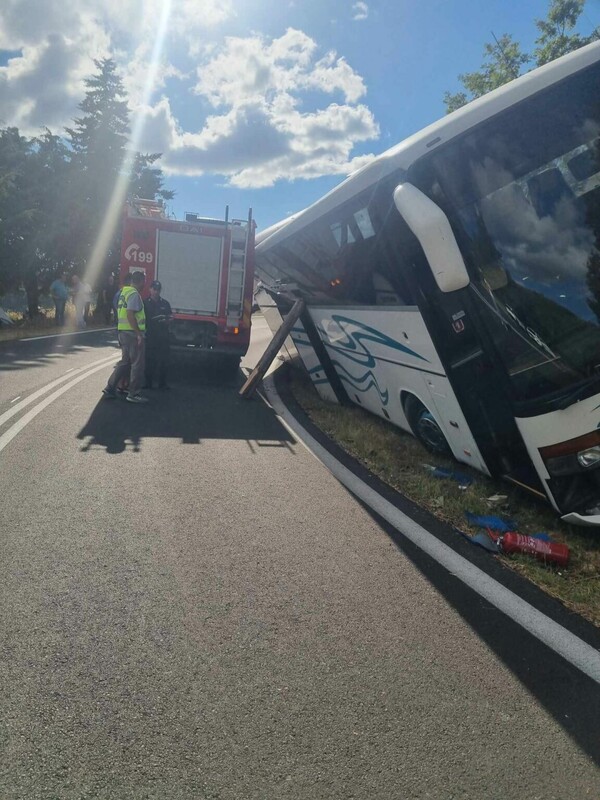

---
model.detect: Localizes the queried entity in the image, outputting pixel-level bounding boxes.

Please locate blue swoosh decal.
[317,314,428,368]
[337,370,389,405]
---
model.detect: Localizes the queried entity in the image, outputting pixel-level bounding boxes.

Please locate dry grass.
[289,366,600,627]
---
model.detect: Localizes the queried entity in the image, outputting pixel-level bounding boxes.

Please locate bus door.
[423,282,545,495]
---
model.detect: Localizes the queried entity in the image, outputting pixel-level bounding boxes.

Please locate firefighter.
[144,280,173,390]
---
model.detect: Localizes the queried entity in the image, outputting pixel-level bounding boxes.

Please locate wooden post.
[239,299,305,399]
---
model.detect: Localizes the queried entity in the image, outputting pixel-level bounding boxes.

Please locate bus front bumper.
[561,512,600,527]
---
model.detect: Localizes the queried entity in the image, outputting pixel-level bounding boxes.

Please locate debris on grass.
[470,531,501,553]
[464,512,517,532]
[499,532,570,567]
[486,494,508,505]
[423,464,474,489]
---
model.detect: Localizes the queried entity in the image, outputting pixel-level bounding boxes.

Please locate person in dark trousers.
[144,280,172,390]
[100,274,117,324]
[49,271,69,326]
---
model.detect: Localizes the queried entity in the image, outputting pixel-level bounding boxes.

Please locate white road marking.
[262,374,600,685]
[19,327,114,342]
[64,368,74,373]
[0,359,118,454]
[10,396,21,403]
[0,353,118,432]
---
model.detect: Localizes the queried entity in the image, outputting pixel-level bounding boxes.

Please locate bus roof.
[257,40,600,253]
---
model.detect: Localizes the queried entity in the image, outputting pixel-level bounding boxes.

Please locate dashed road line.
[0,353,118,432]
[0,358,118,455]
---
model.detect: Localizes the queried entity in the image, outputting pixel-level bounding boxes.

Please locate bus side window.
[373,272,402,305]
[367,187,416,306]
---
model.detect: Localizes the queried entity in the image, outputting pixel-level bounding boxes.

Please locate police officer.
[144,280,173,389]
[102,271,148,404]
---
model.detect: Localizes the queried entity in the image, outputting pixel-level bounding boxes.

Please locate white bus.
[255,42,600,526]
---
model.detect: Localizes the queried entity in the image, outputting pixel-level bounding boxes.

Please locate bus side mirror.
[393,183,470,293]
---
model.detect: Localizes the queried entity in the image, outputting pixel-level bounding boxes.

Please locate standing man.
[71,274,91,329]
[144,280,173,389]
[49,271,69,326]
[102,271,148,404]
[99,273,117,324]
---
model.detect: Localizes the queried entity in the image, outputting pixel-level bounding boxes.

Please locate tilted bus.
[255,41,600,526]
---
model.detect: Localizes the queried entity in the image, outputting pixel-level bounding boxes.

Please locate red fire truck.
[119,199,256,369]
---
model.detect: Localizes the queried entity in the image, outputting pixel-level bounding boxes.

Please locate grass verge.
[288,365,600,627]
[0,306,108,342]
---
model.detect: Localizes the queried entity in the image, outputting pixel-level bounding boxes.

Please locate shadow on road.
[364,494,600,766]
[77,358,295,454]
[0,329,119,372]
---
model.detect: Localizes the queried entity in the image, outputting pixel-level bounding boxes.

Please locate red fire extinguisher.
[499,532,570,567]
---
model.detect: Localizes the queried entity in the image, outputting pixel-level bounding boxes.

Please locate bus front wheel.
[404,396,452,457]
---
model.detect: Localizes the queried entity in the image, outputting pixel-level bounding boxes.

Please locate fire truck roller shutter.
[156,230,223,315]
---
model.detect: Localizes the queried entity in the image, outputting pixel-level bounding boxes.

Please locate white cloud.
[172,28,378,186]
[0,0,234,135]
[352,2,369,21]
[0,6,380,187]
[0,31,108,131]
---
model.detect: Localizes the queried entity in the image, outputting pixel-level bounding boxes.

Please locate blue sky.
[1,0,599,232]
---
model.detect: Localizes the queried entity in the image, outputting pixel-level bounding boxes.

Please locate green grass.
[289,366,600,627]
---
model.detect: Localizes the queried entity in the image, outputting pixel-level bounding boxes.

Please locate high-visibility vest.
[117,286,146,332]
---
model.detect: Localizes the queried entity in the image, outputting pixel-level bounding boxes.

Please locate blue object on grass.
[432,467,474,486]
[464,512,517,532]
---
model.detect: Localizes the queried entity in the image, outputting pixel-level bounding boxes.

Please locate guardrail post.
[239,299,305,399]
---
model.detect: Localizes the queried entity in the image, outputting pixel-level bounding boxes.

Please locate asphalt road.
[1,317,600,799]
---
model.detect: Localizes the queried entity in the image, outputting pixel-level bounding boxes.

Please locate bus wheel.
[404,396,452,457]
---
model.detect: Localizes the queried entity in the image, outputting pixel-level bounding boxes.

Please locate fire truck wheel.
[404,395,452,457]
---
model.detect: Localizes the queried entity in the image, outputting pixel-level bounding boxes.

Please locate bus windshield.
[416,61,600,404]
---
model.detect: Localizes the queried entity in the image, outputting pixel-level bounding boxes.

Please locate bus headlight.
[577,445,600,469]
[541,431,600,476]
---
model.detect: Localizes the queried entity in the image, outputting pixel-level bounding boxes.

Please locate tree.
[64,59,174,288]
[65,58,130,198]
[0,127,75,314]
[444,35,529,113]
[0,128,40,307]
[534,0,596,64]
[443,0,596,113]
[29,130,72,275]
[129,153,175,203]
[64,58,131,278]
[0,59,174,308]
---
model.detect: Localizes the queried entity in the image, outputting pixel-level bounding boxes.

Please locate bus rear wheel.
[404,395,452,457]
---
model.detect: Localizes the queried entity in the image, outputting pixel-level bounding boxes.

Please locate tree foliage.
[444,35,529,113]
[130,153,175,204]
[534,0,595,65]
[0,58,174,308]
[443,0,598,113]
